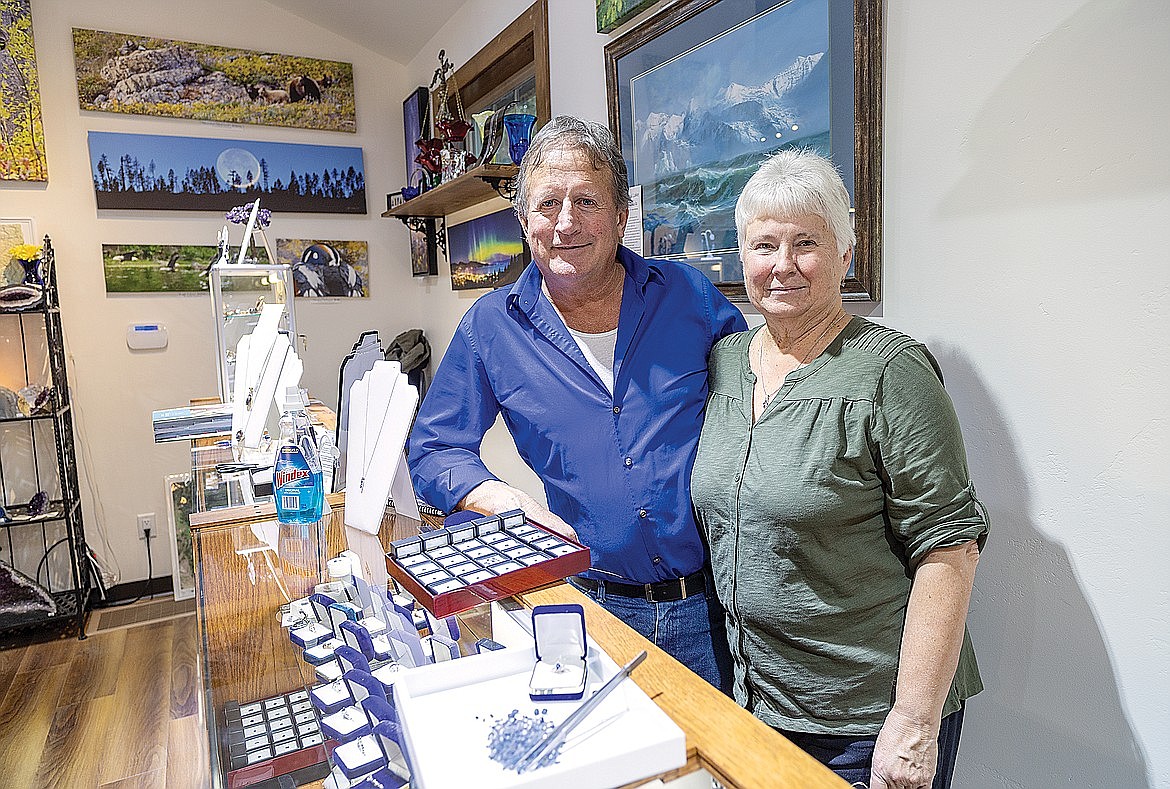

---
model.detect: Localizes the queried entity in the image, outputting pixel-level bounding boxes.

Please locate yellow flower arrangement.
[8,243,42,262]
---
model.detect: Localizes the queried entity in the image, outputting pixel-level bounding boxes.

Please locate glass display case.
[188,495,462,789]
[209,263,296,403]
[189,496,840,789]
[190,499,333,789]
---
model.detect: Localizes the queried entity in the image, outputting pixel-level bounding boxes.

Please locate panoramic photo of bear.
[72,28,355,132]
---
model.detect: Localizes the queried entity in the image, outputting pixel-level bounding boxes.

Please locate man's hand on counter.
[458,479,579,542]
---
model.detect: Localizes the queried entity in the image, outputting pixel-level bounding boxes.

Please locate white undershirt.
[542,284,618,394]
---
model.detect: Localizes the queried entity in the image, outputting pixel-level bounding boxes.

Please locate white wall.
[403,1,1170,787]
[882,1,1169,786]
[0,0,418,588]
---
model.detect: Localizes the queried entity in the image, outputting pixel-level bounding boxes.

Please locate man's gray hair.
[511,115,630,219]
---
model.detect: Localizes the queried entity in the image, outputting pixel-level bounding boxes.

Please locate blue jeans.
[568,578,733,695]
[781,704,966,788]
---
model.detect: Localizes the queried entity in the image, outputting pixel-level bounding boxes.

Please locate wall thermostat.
[126,323,168,350]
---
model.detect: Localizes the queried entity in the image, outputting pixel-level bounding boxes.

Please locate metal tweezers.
[514,649,649,773]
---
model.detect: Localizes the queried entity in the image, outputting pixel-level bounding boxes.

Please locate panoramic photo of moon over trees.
[87,131,366,213]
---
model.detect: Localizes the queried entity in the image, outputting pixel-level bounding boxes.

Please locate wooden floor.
[0,608,210,789]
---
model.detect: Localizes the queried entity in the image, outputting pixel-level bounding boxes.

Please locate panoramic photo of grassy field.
[73,28,355,132]
[102,243,219,293]
[595,0,658,32]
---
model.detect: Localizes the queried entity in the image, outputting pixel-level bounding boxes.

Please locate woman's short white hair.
[735,149,856,256]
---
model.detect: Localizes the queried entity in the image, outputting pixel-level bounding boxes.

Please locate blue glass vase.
[503,113,537,165]
[19,257,42,286]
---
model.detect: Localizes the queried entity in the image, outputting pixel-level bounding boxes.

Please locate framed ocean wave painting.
[605,0,882,302]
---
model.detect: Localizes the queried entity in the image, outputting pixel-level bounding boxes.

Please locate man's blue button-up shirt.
[408,246,745,585]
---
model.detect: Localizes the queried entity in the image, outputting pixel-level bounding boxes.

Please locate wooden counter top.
[191,498,844,788]
[519,585,846,789]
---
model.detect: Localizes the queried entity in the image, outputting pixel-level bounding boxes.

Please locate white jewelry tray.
[393,641,684,788]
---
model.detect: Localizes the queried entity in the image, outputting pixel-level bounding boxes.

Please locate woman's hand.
[459,479,578,541]
[869,707,938,789]
[874,541,980,788]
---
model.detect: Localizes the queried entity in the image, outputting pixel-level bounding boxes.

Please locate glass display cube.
[208,263,296,402]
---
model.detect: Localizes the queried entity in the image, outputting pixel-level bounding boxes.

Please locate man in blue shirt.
[408,115,745,690]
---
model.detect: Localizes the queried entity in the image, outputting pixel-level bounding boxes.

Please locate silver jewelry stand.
[335,331,386,490]
[230,304,303,465]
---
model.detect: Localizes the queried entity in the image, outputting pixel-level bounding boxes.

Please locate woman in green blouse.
[691,149,988,789]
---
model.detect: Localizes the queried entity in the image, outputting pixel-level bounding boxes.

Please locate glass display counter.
[190,495,843,789]
[188,495,490,789]
[190,499,332,789]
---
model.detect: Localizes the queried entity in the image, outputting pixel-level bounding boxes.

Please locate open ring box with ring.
[529,604,588,701]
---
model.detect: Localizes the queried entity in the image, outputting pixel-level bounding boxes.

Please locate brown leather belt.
[572,570,707,603]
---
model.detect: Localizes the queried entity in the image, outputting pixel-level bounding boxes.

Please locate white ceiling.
[265,0,470,65]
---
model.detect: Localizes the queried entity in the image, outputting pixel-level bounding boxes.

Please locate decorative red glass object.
[414,152,441,175]
[436,117,473,143]
[416,137,444,155]
[414,137,445,181]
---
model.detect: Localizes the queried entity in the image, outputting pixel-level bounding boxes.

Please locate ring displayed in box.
[529,603,588,701]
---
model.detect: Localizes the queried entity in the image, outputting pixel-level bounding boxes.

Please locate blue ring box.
[529,603,588,701]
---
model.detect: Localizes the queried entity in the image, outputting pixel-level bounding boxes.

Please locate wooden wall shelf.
[384,0,547,236]
[381,163,518,219]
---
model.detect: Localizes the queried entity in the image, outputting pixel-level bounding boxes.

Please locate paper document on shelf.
[623,185,643,257]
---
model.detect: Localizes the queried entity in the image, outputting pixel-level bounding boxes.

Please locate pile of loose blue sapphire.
[485,708,561,772]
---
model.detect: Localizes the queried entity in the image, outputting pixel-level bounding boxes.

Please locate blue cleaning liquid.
[274,406,323,524]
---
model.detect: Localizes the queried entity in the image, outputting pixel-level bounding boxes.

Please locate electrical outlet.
[137,512,155,540]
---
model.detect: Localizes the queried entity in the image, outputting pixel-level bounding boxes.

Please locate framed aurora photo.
[447,208,530,291]
[605,0,882,302]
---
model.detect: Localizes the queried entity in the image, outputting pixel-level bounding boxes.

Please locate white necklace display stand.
[344,361,419,534]
[343,360,419,594]
[335,331,386,488]
[230,303,303,465]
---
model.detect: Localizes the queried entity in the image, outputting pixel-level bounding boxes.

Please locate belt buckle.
[644,578,687,603]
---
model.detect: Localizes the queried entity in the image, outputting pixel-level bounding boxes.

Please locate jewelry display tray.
[393,641,685,788]
[385,511,590,619]
[222,689,332,789]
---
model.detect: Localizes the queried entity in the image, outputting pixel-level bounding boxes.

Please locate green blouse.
[691,317,987,736]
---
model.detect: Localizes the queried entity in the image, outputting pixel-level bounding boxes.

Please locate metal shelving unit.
[0,237,91,639]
